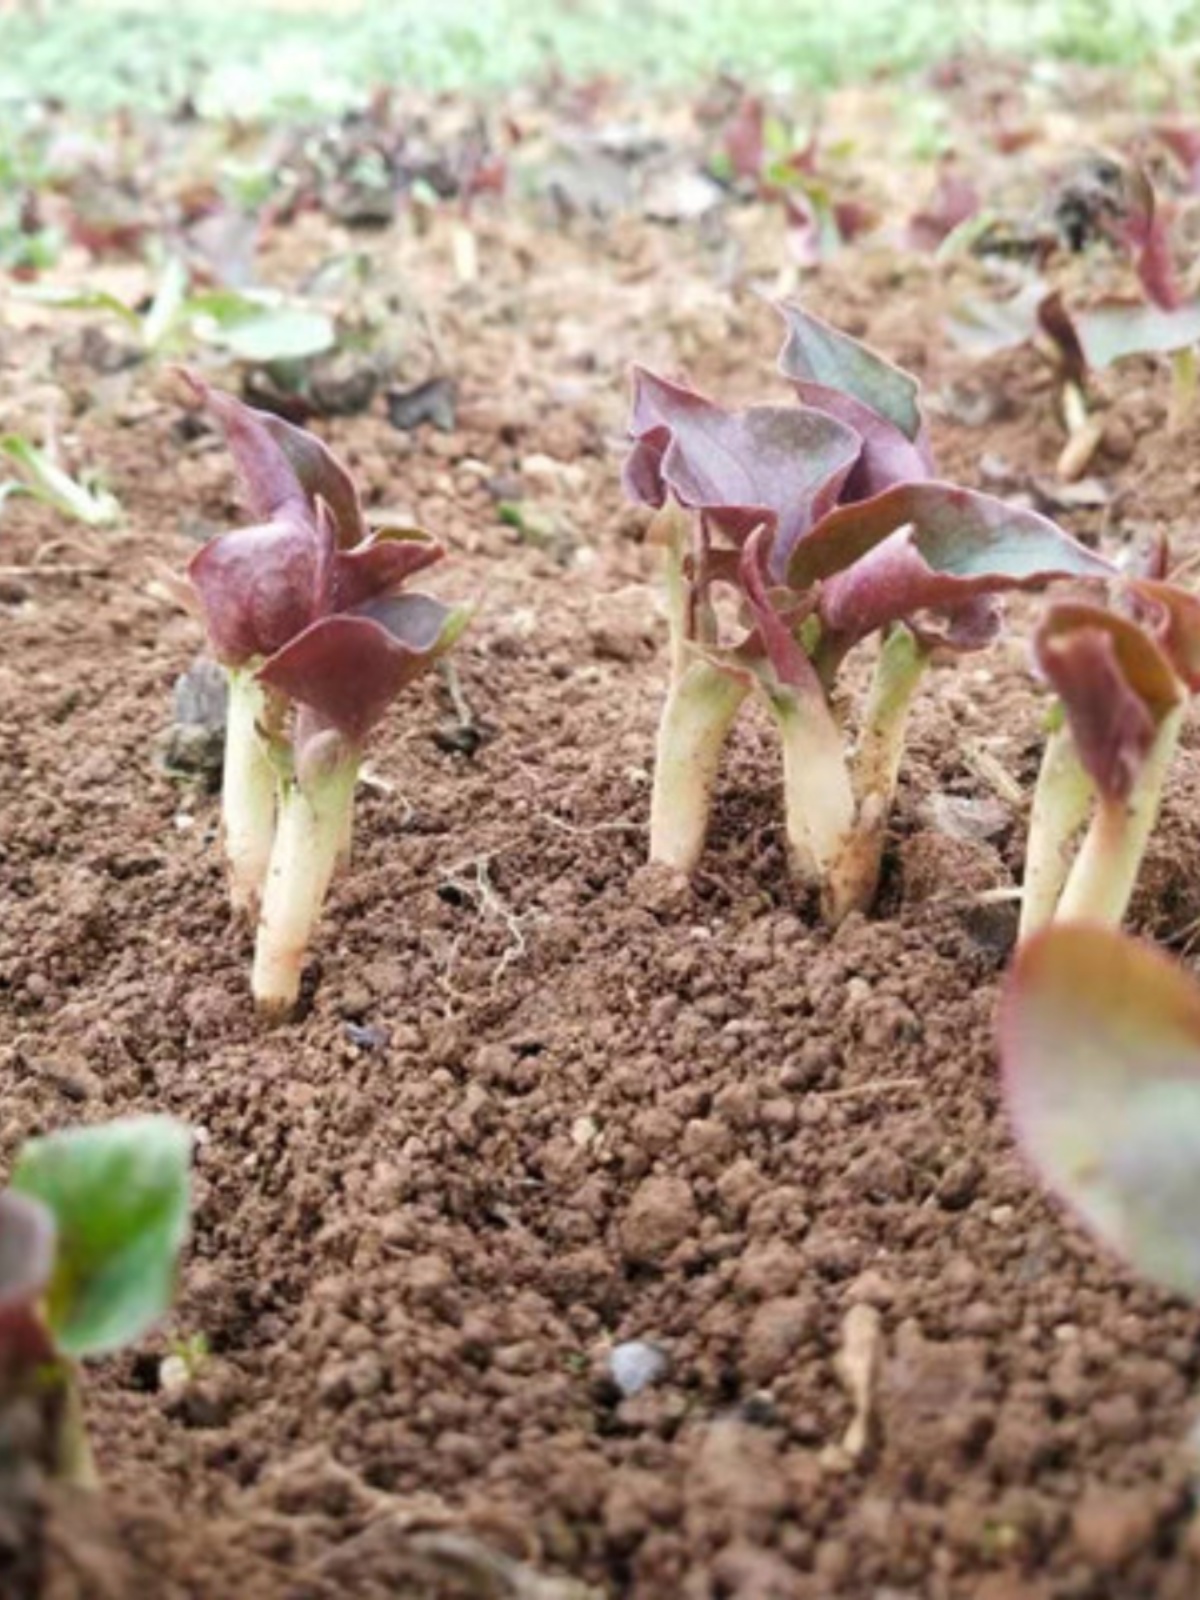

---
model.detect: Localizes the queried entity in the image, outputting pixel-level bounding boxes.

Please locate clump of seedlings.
[1019,574,1200,937]
[1002,923,1200,1299]
[626,304,1110,921]
[710,95,875,266]
[182,374,469,1019]
[0,1116,192,1483]
[947,153,1200,471]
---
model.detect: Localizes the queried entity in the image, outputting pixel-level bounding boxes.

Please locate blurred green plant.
[0,433,121,527]
[18,256,335,363]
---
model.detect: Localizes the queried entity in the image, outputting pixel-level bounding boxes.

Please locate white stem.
[1171,346,1198,435]
[823,626,926,922]
[1055,706,1183,927]
[649,657,749,874]
[55,1365,98,1488]
[252,757,358,1021]
[1018,721,1094,941]
[769,688,855,893]
[222,669,278,919]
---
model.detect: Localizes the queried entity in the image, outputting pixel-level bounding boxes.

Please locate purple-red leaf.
[1156,122,1200,194]
[783,481,1111,652]
[332,528,444,614]
[188,509,325,667]
[779,379,932,500]
[776,302,922,443]
[0,1190,56,1375]
[1002,923,1200,1299]
[1131,577,1200,692]
[1034,604,1182,802]
[906,167,980,253]
[722,96,766,183]
[1117,162,1181,312]
[625,366,861,563]
[259,594,468,746]
[736,528,823,695]
[184,372,365,546]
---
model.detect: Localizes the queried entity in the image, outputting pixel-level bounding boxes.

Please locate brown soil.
[6,65,1200,1600]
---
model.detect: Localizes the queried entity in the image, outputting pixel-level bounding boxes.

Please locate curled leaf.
[785,481,1111,652]
[1002,924,1200,1299]
[259,594,470,746]
[1130,577,1200,691]
[188,509,325,668]
[182,372,364,545]
[1034,604,1182,802]
[333,528,444,613]
[625,366,861,563]
[776,302,922,443]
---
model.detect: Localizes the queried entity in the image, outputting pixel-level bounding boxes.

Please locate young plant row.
[6,302,1195,1496]
[626,307,1200,1319]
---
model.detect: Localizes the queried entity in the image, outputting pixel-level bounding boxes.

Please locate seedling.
[1002,923,1200,1299]
[0,432,120,527]
[1019,579,1200,937]
[626,305,1110,921]
[0,1116,192,1483]
[183,375,469,1018]
[19,255,335,365]
[710,98,873,265]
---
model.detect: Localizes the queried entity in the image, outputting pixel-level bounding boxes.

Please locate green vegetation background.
[2,0,1197,113]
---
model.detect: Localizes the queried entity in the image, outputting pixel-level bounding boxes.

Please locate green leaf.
[186,292,336,362]
[1002,925,1200,1299]
[777,301,922,441]
[11,1116,192,1359]
[0,435,121,528]
[1076,300,1200,368]
[141,255,191,351]
[942,282,1047,357]
[12,282,141,330]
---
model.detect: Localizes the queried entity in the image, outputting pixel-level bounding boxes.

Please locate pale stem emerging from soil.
[252,750,360,1021]
[649,655,749,875]
[1018,720,1094,941]
[222,668,278,918]
[55,1367,98,1489]
[770,685,855,893]
[1053,704,1184,927]
[1056,379,1104,481]
[1170,345,1198,434]
[824,625,927,923]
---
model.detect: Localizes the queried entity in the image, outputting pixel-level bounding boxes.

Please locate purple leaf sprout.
[625,305,1111,921]
[181,374,469,1018]
[1019,575,1200,937]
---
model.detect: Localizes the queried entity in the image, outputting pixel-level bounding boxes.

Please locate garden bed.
[5,61,1200,1600]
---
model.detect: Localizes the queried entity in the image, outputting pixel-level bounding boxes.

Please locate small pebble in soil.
[386,375,457,432]
[161,657,227,785]
[343,1021,390,1051]
[608,1339,669,1397]
[159,1355,191,1395]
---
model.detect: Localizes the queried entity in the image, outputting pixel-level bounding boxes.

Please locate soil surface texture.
[5,61,1200,1600]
